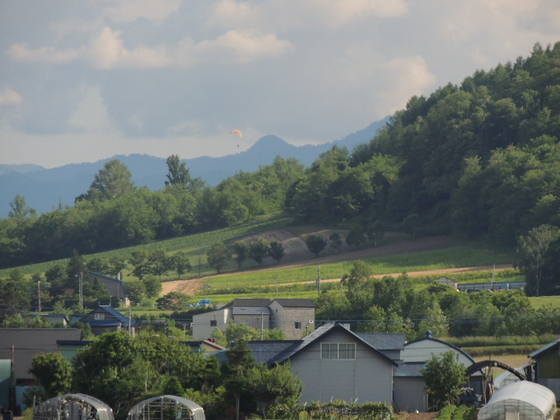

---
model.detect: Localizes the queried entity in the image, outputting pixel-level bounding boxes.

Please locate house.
[529,337,560,401]
[269,298,316,340]
[192,298,315,340]
[0,328,82,415]
[237,323,399,405]
[87,271,129,306]
[74,305,135,336]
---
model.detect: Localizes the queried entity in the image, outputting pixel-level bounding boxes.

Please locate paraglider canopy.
[229,129,242,137]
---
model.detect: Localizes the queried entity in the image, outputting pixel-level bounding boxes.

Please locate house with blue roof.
[75,305,135,336]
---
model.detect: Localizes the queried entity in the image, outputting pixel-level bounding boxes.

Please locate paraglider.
[229,129,242,137]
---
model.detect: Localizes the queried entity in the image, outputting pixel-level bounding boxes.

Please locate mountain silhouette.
[0,118,388,217]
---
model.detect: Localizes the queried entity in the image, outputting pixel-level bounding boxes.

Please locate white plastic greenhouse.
[127,395,205,420]
[477,381,556,420]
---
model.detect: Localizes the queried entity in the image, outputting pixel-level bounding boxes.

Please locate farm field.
[160,235,516,303]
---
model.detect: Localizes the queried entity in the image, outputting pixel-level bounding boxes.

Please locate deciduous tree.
[421,351,468,411]
[207,241,231,274]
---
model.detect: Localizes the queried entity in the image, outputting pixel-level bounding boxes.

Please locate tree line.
[316,261,560,339]
[0,155,304,268]
[3,43,560,294]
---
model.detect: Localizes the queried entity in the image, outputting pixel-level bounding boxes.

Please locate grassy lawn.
[529,295,560,308]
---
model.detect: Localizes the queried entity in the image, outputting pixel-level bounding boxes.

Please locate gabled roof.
[529,338,560,359]
[357,333,405,350]
[98,305,130,323]
[268,322,398,367]
[222,298,271,308]
[271,298,316,308]
[248,340,300,365]
[88,271,125,287]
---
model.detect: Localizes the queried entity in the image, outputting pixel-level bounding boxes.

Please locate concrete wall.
[192,308,230,340]
[269,301,315,340]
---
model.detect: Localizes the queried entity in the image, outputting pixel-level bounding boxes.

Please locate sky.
[1,1,560,169]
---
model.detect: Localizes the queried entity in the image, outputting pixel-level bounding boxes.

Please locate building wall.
[233,313,270,332]
[394,377,427,412]
[192,308,230,340]
[402,339,474,367]
[0,328,81,380]
[536,349,560,379]
[289,329,393,404]
[269,301,315,340]
[88,274,125,300]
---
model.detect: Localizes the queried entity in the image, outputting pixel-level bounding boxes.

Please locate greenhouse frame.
[127,395,205,420]
[32,393,114,420]
[477,381,556,420]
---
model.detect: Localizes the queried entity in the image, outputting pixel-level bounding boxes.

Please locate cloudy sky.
[1,0,560,168]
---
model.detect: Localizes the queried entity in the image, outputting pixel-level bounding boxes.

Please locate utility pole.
[260,313,264,341]
[78,272,83,309]
[316,266,321,296]
[37,280,41,313]
[128,307,132,335]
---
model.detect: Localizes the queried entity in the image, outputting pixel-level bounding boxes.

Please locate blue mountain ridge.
[0,117,389,217]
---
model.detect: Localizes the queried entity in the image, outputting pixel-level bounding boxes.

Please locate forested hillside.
[2,43,560,295]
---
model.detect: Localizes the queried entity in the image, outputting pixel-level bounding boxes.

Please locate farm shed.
[127,395,205,420]
[477,381,556,420]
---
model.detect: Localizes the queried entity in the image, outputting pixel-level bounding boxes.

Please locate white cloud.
[208,0,408,31]
[101,0,183,24]
[7,43,80,64]
[68,85,117,133]
[8,26,290,69]
[376,56,437,117]
[313,0,409,27]
[88,27,171,69]
[193,30,293,64]
[0,88,23,106]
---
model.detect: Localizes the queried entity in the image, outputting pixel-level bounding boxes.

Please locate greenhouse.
[477,381,556,420]
[126,395,205,420]
[33,393,113,420]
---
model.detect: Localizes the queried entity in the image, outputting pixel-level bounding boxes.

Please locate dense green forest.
[2,42,560,294]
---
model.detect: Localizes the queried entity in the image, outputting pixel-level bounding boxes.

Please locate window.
[321,343,356,359]
[295,322,302,329]
[339,343,356,359]
[94,313,105,320]
[210,320,217,327]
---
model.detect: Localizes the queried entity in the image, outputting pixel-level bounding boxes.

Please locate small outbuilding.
[477,381,556,420]
[127,395,205,420]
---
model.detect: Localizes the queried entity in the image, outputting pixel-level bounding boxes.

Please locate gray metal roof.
[268,322,398,366]
[247,341,300,365]
[357,333,405,350]
[404,336,476,364]
[223,298,271,308]
[529,338,560,359]
[232,307,270,316]
[394,362,425,377]
[271,298,315,308]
